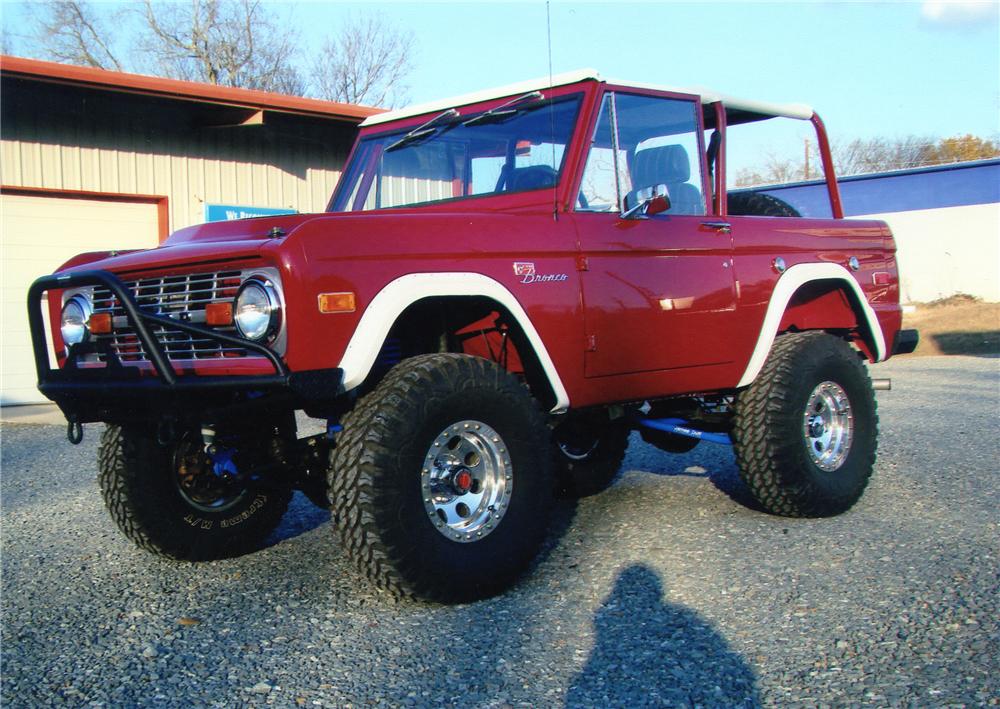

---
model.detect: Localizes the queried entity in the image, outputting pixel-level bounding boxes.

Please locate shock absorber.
[201,423,217,454]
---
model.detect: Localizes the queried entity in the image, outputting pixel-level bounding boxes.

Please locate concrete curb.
[1,404,65,426]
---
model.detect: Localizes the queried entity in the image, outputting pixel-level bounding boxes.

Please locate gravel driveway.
[2,355,997,708]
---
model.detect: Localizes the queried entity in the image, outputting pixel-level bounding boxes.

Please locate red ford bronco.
[29,70,918,602]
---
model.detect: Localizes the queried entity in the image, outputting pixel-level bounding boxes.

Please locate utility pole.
[804,138,810,180]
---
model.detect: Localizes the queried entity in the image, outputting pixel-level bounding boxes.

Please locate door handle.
[701,221,732,234]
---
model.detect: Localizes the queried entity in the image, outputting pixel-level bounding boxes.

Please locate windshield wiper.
[385,108,460,152]
[461,91,545,127]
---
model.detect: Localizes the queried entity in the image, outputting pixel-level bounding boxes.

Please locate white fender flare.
[338,272,571,413]
[736,263,887,388]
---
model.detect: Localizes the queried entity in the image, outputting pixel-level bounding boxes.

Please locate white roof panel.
[360,69,814,127]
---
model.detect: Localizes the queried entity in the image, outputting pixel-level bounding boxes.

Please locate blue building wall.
[752,158,1000,218]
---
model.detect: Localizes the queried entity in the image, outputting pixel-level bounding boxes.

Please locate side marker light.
[318,292,356,314]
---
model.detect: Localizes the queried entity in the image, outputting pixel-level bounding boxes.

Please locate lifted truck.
[28,70,918,602]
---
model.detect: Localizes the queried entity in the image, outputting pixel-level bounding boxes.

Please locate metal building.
[1,56,380,405]
[755,159,1000,304]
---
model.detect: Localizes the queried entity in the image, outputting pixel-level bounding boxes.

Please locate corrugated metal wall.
[368,177,454,209]
[0,78,355,232]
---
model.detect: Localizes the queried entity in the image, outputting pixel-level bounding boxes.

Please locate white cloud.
[921,1,1000,27]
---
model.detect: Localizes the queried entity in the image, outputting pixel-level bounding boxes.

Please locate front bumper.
[28,269,341,424]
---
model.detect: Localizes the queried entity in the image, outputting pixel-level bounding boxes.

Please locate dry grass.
[901,296,1000,357]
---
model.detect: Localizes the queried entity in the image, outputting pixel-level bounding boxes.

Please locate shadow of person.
[566,564,759,708]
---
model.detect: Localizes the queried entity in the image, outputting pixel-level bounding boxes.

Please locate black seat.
[625,145,703,215]
[507,165,558,192]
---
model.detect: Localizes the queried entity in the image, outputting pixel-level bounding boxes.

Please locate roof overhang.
[0,55,384,124]
[362,68,814,128]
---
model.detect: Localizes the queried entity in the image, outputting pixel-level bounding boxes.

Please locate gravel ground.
[2,355,997,708]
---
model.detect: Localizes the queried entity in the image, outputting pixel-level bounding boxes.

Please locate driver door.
[573,91,738,387]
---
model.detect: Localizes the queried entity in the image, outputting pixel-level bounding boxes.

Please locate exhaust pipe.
[872,378,892,391]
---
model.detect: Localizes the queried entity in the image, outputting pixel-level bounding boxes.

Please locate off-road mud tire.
[329,353,554,602]
[727,191,801,217]
[554,414,629,498]
[98,425,291,561]
[732,332,877,517]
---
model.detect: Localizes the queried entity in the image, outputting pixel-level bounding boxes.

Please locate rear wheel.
[732,332,877,517]
[98,424,292,560]
[553,412,629,497]
[329,354,554,602]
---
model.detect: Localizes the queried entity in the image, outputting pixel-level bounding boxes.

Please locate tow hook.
[67,418,83,445]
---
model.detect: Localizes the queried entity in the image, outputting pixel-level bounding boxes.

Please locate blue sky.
[305,0,999,143]
[3,0,998,145]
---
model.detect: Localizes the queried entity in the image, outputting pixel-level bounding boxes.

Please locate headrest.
[631,144,691,187]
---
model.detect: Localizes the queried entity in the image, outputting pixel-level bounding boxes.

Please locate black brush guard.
[27,269,342,424]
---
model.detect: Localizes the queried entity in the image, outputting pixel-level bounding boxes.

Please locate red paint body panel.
[274,210,585,386]
[573,213,738,380]
[38,76,907,413]
[728,216,898,360]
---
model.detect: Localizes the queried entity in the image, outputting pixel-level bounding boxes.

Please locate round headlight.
[234,280,281,341]
[61,295,92,346]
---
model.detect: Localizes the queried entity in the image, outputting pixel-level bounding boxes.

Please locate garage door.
[1,193,161,405]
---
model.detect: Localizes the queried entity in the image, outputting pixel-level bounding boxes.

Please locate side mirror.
[622,184,671,220]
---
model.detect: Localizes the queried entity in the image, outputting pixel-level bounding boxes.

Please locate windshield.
[331,94,582,211]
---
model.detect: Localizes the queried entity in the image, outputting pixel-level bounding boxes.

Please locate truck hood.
[56,202,551,274]
[163,214,324,246]
[58,214,326,275]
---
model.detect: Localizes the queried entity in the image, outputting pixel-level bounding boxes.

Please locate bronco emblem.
[513,261,568,284]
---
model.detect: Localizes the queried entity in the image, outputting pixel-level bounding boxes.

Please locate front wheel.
[732,332,878,517]
[329,354,554,602]
[98,424,292,560]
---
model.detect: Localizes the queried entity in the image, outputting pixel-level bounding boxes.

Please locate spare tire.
[727,192,801,217]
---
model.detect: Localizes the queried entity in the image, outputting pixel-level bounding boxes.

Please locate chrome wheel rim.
[803,381,854,472]
[422,420,511,542]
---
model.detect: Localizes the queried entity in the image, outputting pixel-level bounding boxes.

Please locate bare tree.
[311,14,414,107]
[831,135,937,176]
[20,2,415,106]
[736,133,998,187]
[134,0,304,93]
[24,0,124,70]
[733,154,806,188]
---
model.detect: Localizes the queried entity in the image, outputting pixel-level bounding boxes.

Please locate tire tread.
[732,332,878,517]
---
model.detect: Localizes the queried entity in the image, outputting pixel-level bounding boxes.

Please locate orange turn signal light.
[89,312,112,334]
[205,302,233,326]
[318,292,356,314]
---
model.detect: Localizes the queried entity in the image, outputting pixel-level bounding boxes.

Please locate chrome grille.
[92,270,247,362]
